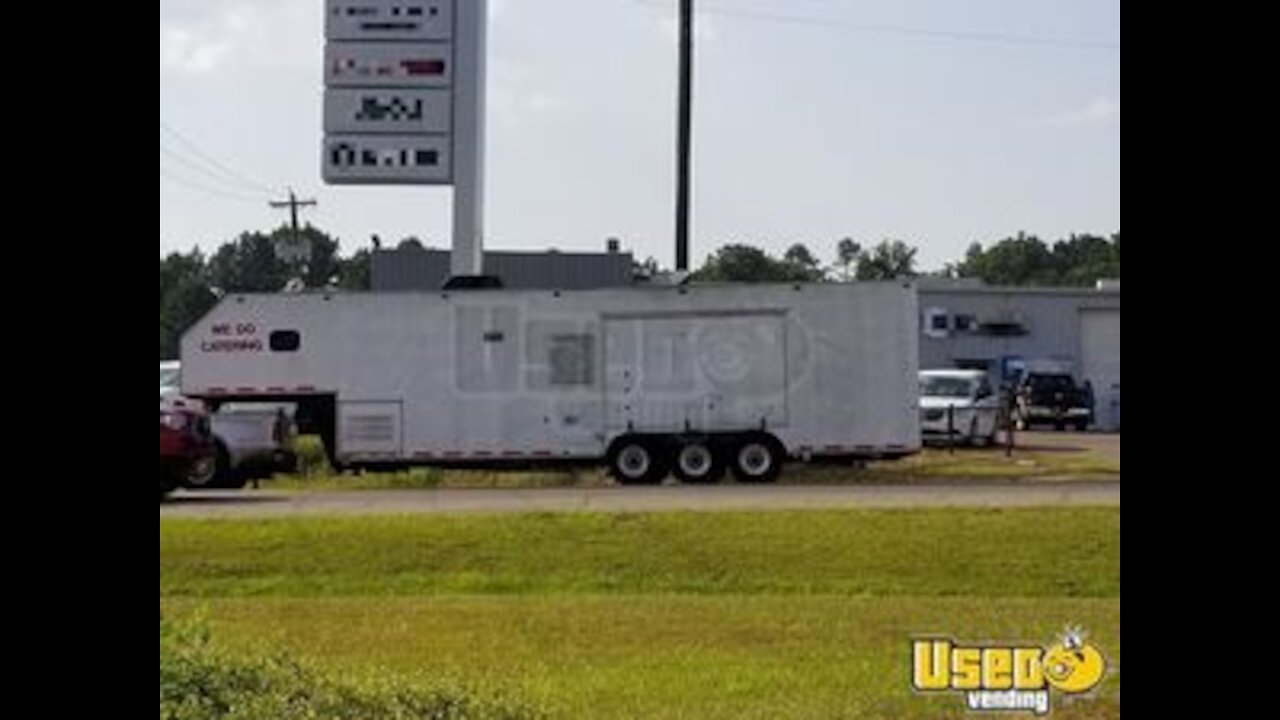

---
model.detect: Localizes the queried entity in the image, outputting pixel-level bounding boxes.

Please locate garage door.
[1080,310,1120,430]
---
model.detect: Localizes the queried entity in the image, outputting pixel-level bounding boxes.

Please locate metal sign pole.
[322,1,490,283]
[451,0,487,278]
[675,0,693,272]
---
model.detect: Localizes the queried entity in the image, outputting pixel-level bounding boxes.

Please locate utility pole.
[675,0,693,272]
[270,189,317,244]
[269,189,317,286]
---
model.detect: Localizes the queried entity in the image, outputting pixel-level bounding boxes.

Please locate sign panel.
[323,135,452,184]
[325,1,455,42]
[324,0,463,185]
[325,43,454,89]
[324,88,452,134]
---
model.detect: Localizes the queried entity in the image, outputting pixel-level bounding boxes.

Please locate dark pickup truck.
[1013,372,1094,431]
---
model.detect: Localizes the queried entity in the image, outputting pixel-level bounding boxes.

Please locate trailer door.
[604,313,788,433]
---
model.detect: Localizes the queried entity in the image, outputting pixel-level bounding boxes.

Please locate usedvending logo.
[911,627,1106,715]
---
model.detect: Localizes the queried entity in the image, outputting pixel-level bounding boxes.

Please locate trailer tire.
[730,433,785,484]
[607,436,668,486]
[672,439,723,484]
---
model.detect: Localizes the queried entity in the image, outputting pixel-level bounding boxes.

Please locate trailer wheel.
[607,437,668,486]
[730,433,785,484]
[672,439,723,484]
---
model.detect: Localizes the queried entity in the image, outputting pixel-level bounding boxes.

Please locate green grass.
[160,508,1120,598]
[163,596,1119,720]
[161,508,1120,718]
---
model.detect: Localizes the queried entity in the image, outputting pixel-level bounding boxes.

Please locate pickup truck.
[161,361,297,488]
[1013,372,1094,431]
[159,404,214,499]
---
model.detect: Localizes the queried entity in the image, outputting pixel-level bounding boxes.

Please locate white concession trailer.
[181,282,920,484]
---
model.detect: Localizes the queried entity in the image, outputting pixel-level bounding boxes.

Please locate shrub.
[160,618,540,720]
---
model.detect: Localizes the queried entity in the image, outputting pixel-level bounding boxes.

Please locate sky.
[159,0,1120,272]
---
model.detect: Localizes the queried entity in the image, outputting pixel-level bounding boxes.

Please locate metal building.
[371,240,635,291]
[918,278,1121,429]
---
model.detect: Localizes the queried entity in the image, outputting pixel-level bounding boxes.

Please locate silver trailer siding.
[181,282,920,481]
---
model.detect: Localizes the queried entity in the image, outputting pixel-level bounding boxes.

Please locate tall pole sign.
[675,0,693,272]
[323,1,487,277]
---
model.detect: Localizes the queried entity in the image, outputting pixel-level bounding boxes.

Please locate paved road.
[161,481,1119,518]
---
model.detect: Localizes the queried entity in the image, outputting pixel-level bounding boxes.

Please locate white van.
[918,369,1001,445]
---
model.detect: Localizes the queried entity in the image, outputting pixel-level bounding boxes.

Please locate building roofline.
[918,283,1120,297]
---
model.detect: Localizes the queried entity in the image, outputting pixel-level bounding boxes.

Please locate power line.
[159,120,281,194]
[160,144,272,200]
[634,1,1119,51]
[160,166,267,204]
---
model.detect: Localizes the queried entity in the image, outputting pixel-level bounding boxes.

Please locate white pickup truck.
[160,361,297,488]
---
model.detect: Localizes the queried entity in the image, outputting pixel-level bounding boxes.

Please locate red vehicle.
[160,404,215,499]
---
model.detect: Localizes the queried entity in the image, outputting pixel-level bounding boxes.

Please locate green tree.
[159,250,217,360]
[833,238,861,281]
[694,243,821,282]
[955,232,1056,285]
[855,240,919,280]
[783,243,825,281]
[208,225,343,293]
[956,231,1120,286]
[337,248,371,290]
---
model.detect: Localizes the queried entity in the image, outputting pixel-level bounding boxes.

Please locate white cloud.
[489,56,578,123]
[1040,97,1120,127]
[159,0,315,76]
[160,24,232,75]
